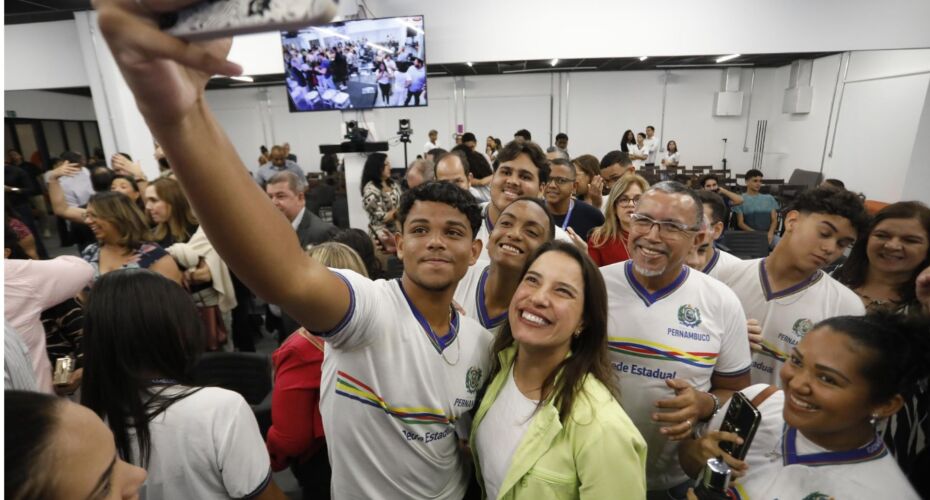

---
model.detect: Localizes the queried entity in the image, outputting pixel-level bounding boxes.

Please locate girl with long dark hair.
[360,152,401,243]
[81,269,284,499]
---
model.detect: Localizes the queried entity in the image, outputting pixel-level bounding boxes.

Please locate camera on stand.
[398,119,412,166]
[344,120,369,149]
[397,119,412,143]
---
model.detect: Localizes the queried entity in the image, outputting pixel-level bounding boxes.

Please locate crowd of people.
[5,3,930,499]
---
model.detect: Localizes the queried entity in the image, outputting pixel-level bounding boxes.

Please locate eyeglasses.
[546,176,575,186]
[617,196,641,206]
[629,213,699,237]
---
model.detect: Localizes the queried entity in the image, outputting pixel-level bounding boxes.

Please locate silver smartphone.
[160,0,339,41]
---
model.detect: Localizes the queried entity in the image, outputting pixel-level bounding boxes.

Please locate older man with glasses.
[600,181,752,500]
[544,158,604,241]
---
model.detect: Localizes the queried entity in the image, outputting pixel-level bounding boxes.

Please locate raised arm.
[94,0,349,333]
[46,162,88,224]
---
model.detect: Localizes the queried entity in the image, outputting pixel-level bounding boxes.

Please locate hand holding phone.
[160,0,339,41]
[717,391,761,461]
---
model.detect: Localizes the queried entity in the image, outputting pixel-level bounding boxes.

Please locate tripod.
[400,133,411,167]
[721,138,729,178]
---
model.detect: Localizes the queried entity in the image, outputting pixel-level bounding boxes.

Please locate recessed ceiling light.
[551,58,559,66]
[639,56,648,61]
[716,54,741,63]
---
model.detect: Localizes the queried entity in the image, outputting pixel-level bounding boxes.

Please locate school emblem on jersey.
[677,304,702,328]
[465,366,482,394]
[801,493,833,500]
[792,318,814,338]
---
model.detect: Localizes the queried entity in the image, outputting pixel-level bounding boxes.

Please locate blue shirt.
[733,193,779,232]
[406,66,426,92]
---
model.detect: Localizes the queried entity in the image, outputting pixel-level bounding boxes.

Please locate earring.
[869,413,880,426]
[572,328,582,338]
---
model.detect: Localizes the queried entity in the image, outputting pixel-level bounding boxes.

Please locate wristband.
[701,392,720,422]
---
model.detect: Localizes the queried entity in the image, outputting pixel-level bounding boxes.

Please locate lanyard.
[560,199,576,231]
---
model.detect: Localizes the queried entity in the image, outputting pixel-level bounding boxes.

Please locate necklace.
[397,280,461,365]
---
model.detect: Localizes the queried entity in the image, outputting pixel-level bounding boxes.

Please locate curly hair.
[785,186,870,235]
[395,181,482,240]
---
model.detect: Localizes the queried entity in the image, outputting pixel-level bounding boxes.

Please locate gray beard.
[633,263,665,277]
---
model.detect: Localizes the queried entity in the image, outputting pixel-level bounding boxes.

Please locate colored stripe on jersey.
[783,426,888,466]
[758,340,788,362]
[335,371,452,425]
[608,337,719,368]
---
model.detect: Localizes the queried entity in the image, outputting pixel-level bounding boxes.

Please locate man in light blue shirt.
[255,145,305,188]
[404,58,427,106]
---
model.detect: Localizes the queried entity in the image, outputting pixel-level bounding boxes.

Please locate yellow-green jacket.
[470,346,648,500]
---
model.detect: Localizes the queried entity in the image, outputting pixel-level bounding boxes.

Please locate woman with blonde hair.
[80,191,182,285]
[145,177,199,247]
[586,173,650,267]
[267,241,368,499]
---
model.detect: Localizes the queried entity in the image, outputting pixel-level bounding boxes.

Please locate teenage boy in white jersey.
[475,140,575,265]
[601,181,751,498]
[90,18,494,499]
[454,197,554,334]
[687,190,741,280]
[718,186,868,386]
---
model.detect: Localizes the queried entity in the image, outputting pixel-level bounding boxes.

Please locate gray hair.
[408,158,435,182]
[647,181,703,227]
[268,170,307,194]
[545,146,570,160]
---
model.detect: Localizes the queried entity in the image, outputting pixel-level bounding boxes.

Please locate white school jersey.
[134,387,272,500]
[319,269,494,500]
[701,248,742,282]
[453,264,507,335]
[603,261,751,490]
[474,203,575,266]
[711,384,919,500]
[720,258,866,386]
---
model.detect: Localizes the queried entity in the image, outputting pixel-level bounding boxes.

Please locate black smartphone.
[717,392,761,461]
[160,0,338,41]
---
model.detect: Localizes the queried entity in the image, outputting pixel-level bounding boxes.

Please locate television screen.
[281,15,426,112]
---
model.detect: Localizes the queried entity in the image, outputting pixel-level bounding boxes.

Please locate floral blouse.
[362,180,401,238]
[80,242,169,282]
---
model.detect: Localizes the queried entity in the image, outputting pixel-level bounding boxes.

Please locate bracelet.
[701,392,720,422]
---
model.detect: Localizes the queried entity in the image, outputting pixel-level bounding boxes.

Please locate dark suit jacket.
[282,210,338,337]
[296,209,337,249]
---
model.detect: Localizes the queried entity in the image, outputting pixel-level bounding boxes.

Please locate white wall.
[4,90,97,120]
[4,21,89,90]
[363,0,930,64]
[204,77,458,174]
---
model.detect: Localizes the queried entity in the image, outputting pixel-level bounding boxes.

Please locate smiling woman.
[471,240,647,499]
[79,191,182,285]
[679,312,930,500]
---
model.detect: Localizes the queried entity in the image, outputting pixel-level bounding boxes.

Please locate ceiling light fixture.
[230,75,254,82]
[466,61,473,67]
[639,56,648,61]
[551,58,559,66]
[716,54,741,63]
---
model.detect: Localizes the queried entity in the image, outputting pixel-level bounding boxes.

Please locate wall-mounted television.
[281,15,426,112]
